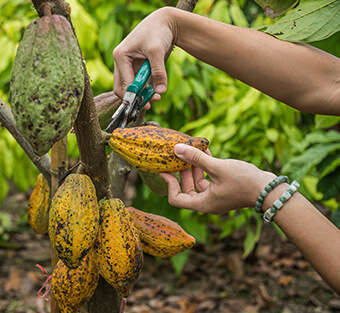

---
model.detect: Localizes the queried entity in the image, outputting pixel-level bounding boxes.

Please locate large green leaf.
[282,142,340,180]
[261,0,340,42]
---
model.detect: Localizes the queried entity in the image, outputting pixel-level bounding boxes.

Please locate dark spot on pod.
[74,87,82,97]
[41,72,47,78]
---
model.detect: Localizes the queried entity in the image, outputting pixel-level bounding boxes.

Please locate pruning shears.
[106,60,155,133]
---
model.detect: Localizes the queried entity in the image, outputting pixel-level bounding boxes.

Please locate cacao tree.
[0,0,198,312]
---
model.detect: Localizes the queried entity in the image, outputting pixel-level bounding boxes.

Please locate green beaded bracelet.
[255,176,289,213]
[263,180,300,223]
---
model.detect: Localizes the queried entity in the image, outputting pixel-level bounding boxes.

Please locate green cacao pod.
[10,15,84,156]
[28,173,50,234]
[49,174,99,269]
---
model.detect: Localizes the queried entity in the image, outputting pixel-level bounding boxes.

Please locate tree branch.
[31,0,70,18]
[94,91,121,129]
[176,0,198,11]
[0,98,51,183]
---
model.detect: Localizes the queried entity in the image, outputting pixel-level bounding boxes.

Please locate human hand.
[160,144,276,214]
[113,7,176,103]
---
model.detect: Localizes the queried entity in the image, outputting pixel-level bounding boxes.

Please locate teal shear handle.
[127,60,152,94]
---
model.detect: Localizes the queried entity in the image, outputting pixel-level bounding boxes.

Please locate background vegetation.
[0,0,339,272]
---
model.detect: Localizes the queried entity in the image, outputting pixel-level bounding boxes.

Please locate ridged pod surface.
[49,174,99,269]
[109,126,209,173]
[28,173,50,234]
[127,207,196,258]
[51,249,99,313]
[95,199,143,298]
[10,15,84,156]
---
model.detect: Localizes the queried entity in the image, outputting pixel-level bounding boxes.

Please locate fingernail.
[174,143,187,156]
[155,84,166,93]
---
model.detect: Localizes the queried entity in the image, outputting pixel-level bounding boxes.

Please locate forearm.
[261,180,340,294]
[167,7,340,115]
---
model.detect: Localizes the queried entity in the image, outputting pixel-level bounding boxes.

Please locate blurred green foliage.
[0,0,339,269]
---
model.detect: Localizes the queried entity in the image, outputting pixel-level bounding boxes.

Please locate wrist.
[249,170,277,208]
[156,7,181,46]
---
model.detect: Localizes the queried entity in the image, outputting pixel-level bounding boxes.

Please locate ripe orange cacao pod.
[51,249,99,313]
[28,173,50,234]
[127,206,196,258]
[108,125,209,173]
[95,199,143,298]
[49,174,99,269]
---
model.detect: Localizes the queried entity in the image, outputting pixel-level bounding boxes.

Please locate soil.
[0,191,339,313]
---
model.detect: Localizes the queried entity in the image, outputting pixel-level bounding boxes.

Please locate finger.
[180,168,195,194]
[160,172,181,195]
[192,166,210,192]
[144,102,151,110]
[148,48,167,94]
[113,63,123,98]
[174,144,217,177]
[160,173,210,211]
[150,93,161,102]
[113,55,135,96]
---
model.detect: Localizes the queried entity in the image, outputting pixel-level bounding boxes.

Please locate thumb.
[174,144,216,176]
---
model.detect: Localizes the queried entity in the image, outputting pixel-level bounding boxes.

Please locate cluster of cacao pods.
[28,173,196,313]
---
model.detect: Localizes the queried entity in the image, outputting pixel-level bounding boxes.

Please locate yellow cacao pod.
[108,125,209,173]
[51,249,99,313]
[95,199,143,298]
[49,174,99,269]
[127,206,196,258]
[28,174,50,234]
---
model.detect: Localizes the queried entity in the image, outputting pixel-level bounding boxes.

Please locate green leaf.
[209,0,232,23]
[230,3,249,27]
[317,168,340,200]
[266,128,279,142]
[193,124,216,141]
[282,142,340,180]
[315,115,340,129]
[86,58,113,90]
[297,130,340,152]
[0,173,9,203]
[243,215,262,258]
[255,0,299,18]
[171,250,190,276]
[331,205,340,228]
[261,0,340,42]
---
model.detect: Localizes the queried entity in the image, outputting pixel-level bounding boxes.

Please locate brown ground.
[0,191,339,313]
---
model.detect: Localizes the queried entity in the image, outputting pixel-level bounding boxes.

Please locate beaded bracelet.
[263,180,300,223]
[255,176,289,213]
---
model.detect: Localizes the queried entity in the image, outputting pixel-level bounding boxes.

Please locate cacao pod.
[95,199,143,298]
[108,125,209,173]
[127,206,196,258]
[28,173,50,234]
[52,249,99,313]
[49,174,99,269]
[10,15,84,156]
